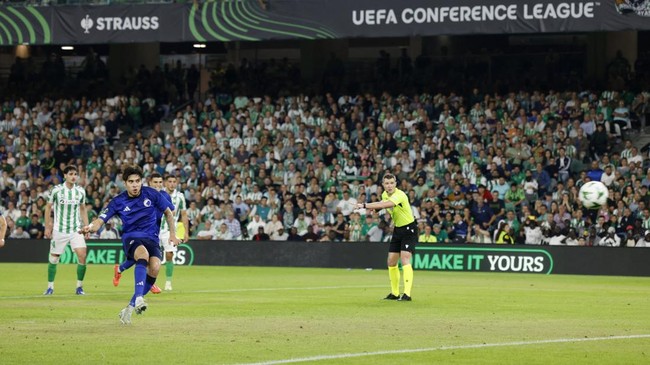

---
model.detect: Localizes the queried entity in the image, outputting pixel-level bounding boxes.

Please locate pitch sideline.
[233,334,650,365]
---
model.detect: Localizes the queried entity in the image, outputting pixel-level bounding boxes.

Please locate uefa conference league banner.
[0,0,648,45]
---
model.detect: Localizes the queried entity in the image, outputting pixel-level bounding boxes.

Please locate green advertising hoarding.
[414,246,553,274]
[58,242,195,266]
[3,240,650,277]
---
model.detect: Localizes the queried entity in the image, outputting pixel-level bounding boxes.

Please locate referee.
[357,173,417,301]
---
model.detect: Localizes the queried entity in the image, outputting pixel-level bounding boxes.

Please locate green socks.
[77,264,87,281]
[166,260,174,278]
[48,263,57,282]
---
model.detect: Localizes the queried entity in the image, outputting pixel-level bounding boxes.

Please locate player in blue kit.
[81,165,179,324]
[113,172,172,295]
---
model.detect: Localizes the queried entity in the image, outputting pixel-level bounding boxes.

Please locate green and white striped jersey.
[49,184,86,234]
[161,190,186,232]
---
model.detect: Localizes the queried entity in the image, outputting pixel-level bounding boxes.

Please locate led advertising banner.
[2,240,650,276]
[0,1,647,45]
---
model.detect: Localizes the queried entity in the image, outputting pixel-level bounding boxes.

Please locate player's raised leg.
[114,258,136,286]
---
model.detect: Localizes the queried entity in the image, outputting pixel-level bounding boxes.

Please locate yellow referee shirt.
[381,188,415,227]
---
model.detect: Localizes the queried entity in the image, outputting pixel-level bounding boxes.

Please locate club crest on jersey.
[144,198,152,207]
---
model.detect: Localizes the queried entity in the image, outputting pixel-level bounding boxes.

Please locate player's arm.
[180,209,189,242]
[0,216,6,247]
[164,207,180,246]
[80,192,89,227]
[356,200,396,210]
[81,217,105,234]
[79,203,89,227]
[78,203,90,238]
[44,201,53,239]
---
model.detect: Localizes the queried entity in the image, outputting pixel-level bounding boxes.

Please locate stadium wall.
[2,240,650,276]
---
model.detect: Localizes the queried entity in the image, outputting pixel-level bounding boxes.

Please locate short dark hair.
[382,173,396,181]
[165,174,176,181]
[123,165,143,179]
[150,172,163,180]
[63,165,77,174]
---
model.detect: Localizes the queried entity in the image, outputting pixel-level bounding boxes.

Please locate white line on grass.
[233,334,650,365]
[0,285,386,300]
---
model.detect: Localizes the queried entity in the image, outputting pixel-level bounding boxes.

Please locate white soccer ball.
[579,181,609,210]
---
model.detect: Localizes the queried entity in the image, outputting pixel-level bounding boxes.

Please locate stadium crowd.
[0,45,650,246]
[1,83,649,247]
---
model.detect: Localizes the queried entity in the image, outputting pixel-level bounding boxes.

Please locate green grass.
[1,264,649,364]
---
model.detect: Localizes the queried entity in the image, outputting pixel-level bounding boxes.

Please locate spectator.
[286,227,302,241]
[196,221,217,240]
[367,220,384,242]
[336,191,357,217]
[15,206,31,231]
[292,212,311,237]
[418,225,437,243]
[599,226,621,247]
[10,226,30,239]
[246,214,266,238]
[99,221,120,239]
[27,214,45,239]
[270,227,288,241]
[214,223,233,240]
[302,225,320,242]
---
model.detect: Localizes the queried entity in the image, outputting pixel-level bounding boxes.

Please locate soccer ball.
[579,181,609,210]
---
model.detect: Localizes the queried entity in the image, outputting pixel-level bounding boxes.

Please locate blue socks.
[130,274,156,306]
[143,275,156,295]
[119,259,136,273]
[133,259,147,298]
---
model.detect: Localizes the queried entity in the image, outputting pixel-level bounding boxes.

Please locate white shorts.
[50,231,86,255]
[159,231,177,253]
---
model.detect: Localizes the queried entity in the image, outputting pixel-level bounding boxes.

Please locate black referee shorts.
[389,221,418,253]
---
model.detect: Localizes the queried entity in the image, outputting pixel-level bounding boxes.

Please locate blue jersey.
[160,190,172,204]
[99,186,174,245]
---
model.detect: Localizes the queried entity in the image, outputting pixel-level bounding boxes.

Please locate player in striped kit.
[160,174,189,291]
[0,213,7,248]
[44,165,90,295]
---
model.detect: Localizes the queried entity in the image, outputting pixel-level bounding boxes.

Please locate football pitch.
[1,263,649,364]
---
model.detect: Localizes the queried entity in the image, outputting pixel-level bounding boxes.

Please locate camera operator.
[561,227,580,246]
[599,226,621,247]
[523,216,543,245]
[635,230,650,248]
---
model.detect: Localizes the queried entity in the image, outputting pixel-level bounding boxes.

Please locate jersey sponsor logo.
[144,198,152,207]
[123,206,131,212]
[59,199,80,205]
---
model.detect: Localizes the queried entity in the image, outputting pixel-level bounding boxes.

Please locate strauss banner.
[0,0,647,45]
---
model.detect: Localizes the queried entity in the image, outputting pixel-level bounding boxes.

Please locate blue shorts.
[123,238,162,261]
